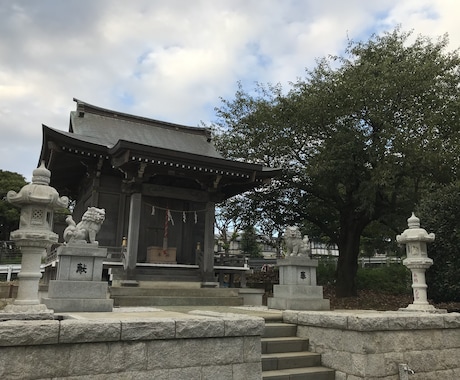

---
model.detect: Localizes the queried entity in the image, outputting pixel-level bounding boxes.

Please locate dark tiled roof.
[69,99,223,159]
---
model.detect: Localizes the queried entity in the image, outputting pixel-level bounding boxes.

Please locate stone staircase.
[109,285,244,307]
[262,322,335,380]
[108,266,202,283]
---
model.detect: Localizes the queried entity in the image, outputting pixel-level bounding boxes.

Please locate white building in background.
[215,233,400,267]
[215,233,339,259]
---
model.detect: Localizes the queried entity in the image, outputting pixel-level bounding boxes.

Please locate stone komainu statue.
[63,207,105,245]
[284,225,310,256]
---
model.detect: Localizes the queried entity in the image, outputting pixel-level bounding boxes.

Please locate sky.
[1,0,460,181]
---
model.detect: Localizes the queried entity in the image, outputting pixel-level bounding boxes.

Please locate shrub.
[317,258,337,286]
[418,182,460,303]
[356,264,412,295]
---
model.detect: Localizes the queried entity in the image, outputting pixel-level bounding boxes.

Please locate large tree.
[418,181,460,302]
[0,170,27,241]
[211,29,460,297]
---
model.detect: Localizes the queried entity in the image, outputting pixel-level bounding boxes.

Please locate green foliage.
[211,28,460,297]
[0,170,27,241]
[240,226,262,258]
[418,182,460,302]
[317,259,337,286]
[355,265,412,295]
[303,260,412,295]
[360,221,401,258]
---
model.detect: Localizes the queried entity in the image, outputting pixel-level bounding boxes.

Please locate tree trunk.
[335,215,367,297]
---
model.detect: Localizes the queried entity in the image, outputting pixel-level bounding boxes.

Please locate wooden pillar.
[127,192,142,271]
[202,201,217,286]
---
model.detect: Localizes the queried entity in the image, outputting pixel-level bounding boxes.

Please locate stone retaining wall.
[284,310,460,380]
[0,313,264,380]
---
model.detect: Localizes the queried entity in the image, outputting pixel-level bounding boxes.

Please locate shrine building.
[39,99,280,285]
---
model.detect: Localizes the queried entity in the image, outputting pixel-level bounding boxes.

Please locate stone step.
[262,351,322,371]
[112,273,201,283]
[112,295,244,307]
[262,366,335,380]
[110,287,239,297]
[262,322,335,380]
[261,336,309,354]
[109,267,201,283]
[263,322,297,338]
[129,274,202,282]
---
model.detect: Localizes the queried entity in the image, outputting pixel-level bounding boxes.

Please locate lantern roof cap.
[407,213,420,229]
[396,213,435,244]
[32,161,51,185]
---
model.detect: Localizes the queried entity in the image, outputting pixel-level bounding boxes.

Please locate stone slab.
[288,310,460,331]
[187,310,265,337]
[238,288,265,306]
[0,303,54,321]
[47,280,109,299]
[268,297,330,311]
[42,297,113,312]
[120,318,176,341]
[0,319,59,345]
[57,244,108,257]
[272,284,324,299]
[59,319,121,343]
[176,316,225,338]
[277,257,319,267]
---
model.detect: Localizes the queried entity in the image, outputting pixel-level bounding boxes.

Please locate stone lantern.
[396,213,440,312]
[4,162,68,314]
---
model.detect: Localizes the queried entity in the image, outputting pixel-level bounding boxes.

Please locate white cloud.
[1,0,459,179]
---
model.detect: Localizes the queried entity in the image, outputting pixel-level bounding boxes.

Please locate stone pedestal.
[238,288,265,306]
[268,257,330,311]
[42,244,113,312]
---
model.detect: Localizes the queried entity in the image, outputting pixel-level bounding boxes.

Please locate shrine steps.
[262,322,335,380]
[108,265,201,283]
[109,286,244,307]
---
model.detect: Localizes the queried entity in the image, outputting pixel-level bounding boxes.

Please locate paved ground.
[58,305,284,321]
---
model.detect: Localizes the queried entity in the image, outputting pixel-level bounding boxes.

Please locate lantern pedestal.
[3,243,54,319]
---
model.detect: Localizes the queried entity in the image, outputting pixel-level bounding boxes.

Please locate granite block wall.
[284,310,460,380]
[0,313,264,380]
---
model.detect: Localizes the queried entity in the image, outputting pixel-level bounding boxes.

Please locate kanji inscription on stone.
[76,263,87,274]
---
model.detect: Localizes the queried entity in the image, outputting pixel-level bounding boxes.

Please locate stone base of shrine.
[42,280,113,312]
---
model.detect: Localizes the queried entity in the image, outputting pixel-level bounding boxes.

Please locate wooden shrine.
[39,99,280,284]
